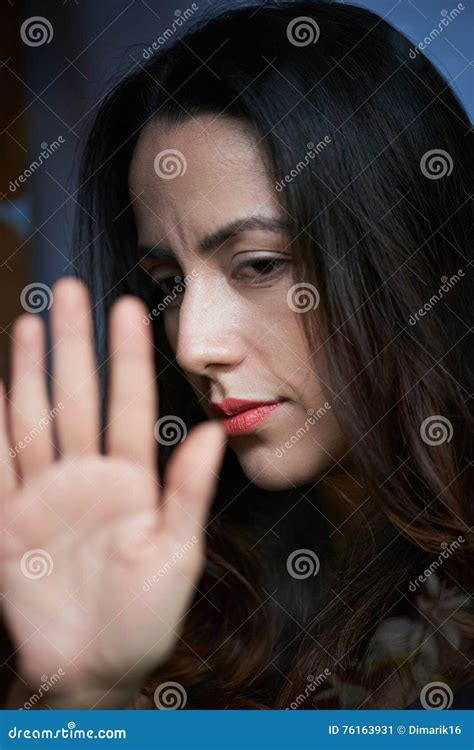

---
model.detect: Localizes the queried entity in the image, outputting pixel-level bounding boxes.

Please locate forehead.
[128,115,280,247]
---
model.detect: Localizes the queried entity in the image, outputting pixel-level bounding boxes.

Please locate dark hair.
[74,1,473,708]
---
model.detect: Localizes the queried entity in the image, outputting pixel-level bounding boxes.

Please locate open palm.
[0,278,226,706]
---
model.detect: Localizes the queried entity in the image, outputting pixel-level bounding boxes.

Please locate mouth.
[209,398,286,437]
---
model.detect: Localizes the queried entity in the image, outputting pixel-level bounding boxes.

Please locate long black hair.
[73,1,473,708]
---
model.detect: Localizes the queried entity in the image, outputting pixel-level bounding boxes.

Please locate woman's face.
[129,115,348,491]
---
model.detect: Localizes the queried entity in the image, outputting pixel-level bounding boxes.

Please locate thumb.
[162,420,227,543]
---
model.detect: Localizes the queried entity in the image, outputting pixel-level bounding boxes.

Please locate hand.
[0,278,227,707]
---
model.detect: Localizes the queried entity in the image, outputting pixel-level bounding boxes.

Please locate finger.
[162,421,227,543]
[9,315,55,480]
[106,296,158,475]
[51,278,100,457]
[0,380,18,495]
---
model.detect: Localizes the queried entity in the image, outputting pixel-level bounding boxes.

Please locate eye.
[159,275,183,296]
[146,270,184,300]
[234,257,288,283]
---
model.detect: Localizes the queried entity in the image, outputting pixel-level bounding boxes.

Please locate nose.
[174,276,246,378]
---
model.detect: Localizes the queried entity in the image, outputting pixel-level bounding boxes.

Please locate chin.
[231,440,327,491]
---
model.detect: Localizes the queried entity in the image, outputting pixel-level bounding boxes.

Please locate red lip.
[209,398,286,437]
[210,398,283,417]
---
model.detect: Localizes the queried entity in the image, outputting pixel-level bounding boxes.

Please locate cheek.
[263,292,310,342]
[258,310,314,381]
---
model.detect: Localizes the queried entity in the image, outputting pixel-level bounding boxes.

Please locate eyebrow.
[137,214,290,262]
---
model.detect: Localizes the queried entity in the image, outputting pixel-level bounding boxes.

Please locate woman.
[1,1,472,709]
